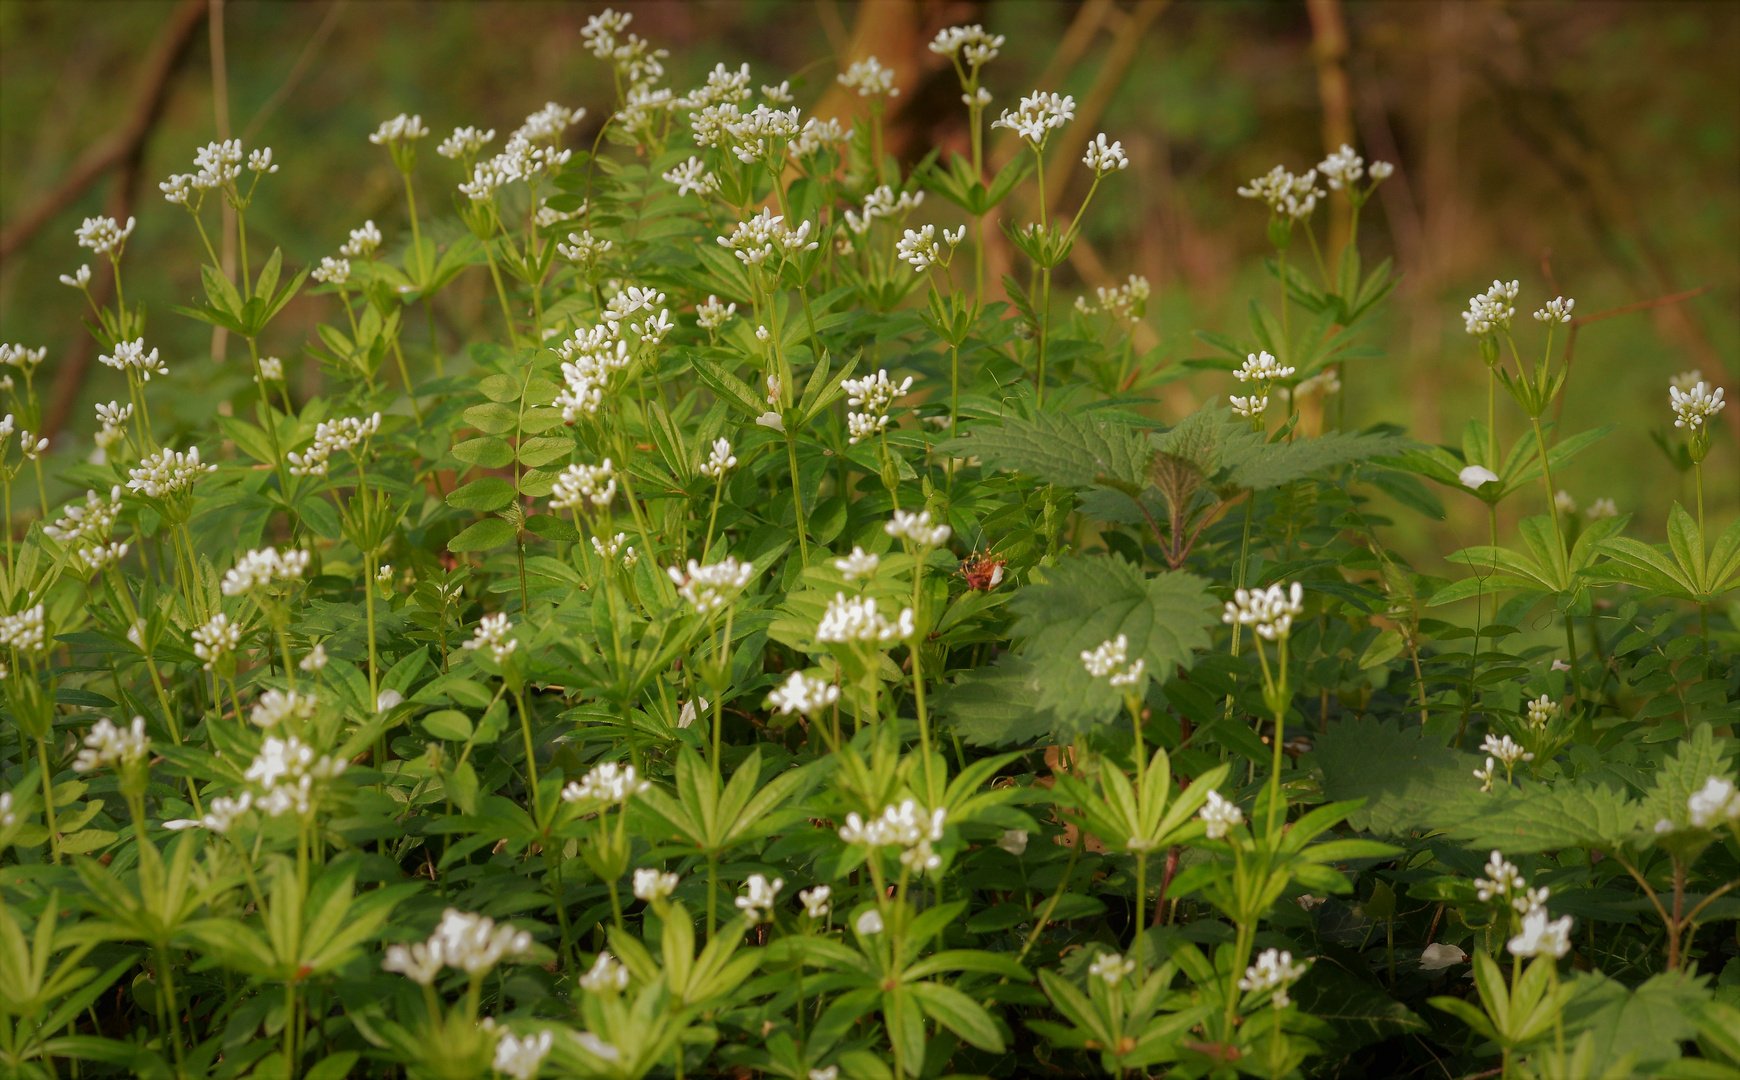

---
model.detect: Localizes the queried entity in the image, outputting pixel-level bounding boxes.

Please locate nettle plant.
[1,10,1737,1080]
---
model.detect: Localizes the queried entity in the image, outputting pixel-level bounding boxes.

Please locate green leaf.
[446,477,517,512]
[462,402,519,435]
[937,656,1065,748]
[447,517,517,553]
[908,981,1005,1052]
[524,514,579,543]
[479,373,523,403]
[948,411,1152,491]
[422,710,473,742]
[516,436,572,468]
[1289,961,1429,1055]
[451,436,515,469]
[1308,716,1484,835]
[1224,430,1412,491]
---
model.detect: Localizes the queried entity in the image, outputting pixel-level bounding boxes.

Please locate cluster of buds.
[1239,948,1309,1008]
[0,604,47,654]
[562,761,650,807]
[766,670,840,716]
[1080,634,1146,688]
[1199,790,1245,839]
[667,556,757,614]
[550,460,617,511]
[716,208,818,267]
[838,799,948,872]
[93,401,134,454]
[99,338,168,382]
[436,126,496,164]
[1075,275,1150,323]
[1082,134,1129,177]
[1237,165,1325,223]
[1315,144,1393,203]
[44,487,123,548]
[1230,350,1295,420]
[287,413,380,477]
[833,547,879,581]
[1463,279,1519,340]
[74,215,138,257]
[221,547,311,596]
[553,324,631,418]
[632,869,679,903]
[461,612,517,664]
[1089,951,1138,987]
[842,184,925,236]
[993,91,1074,148]
[582,8,668,94]
[590,533,638,569]
[886,508,951,548]
[249,689,318,729]
[837,56,898,98]
[736,874,785,924]
[843,369,914,444]
[1222,581,1305,641]
[816,593,914,644]
[1475,851,1551,916]
[72,716,150,775]
[695,295,736,331]
[382,908,533,984]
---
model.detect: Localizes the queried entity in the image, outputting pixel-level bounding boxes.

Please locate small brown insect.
[959,551,1007,591]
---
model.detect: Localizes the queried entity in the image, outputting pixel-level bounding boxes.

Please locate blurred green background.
[0,0,1734,573]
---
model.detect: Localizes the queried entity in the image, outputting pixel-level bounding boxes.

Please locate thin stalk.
[785,436,810,564]
[1529,416,1581,697]
[37,737,60,864]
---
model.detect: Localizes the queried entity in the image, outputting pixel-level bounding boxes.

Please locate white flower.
[700,438,737,479]
[1221,582,1305,641]
[74,215,136,256]
[1229,394,1267,420]
[675,697,707,729]
[44,487,123,547]
[799,885,831,918]
[249,690,317,728]
[72,716,149,773]
[894,223,966,271]
[1369,160,1394,181]
[1082,133,1129,175]
[191,139,244,188]
[735,874,784,924]
[311,256,350,285]
[756,412,785,432]
[1688,776,1740,829]
[436,125,495,160]
[246,147,278,174]
[300,643,328,672]
[222,547,310,595]
[1236,166,1324,220]
[855,909,884,935]
[550,460,616,510]
[1480,734,1534,768]
[1316,144,1366,190]
[258,356,284,382]
[591,533,636,568]
[789,116,849,157]
[556,230,613,268]
[339,220,382,258]
[662,156,719,198]
[998,829,1029,856]
[1239,948,1309,1008]
[1670,370,1705,393]
[696,295,736,330]
[1420,942,1467,972]
[1459,465,1501,491]
[759,80,794,103]
[1076,275,1150,321]
[1234,351,1295,385]
[460,612,518,664]
[0,604,45,655]
[833,547,879,581]
[886,508,951,548]
[562,762,650,806]
[837,56,897,97]
[1585,498,1618,520]
[767,671,840,716]
[1199,790,1244,839]
[1080,634,1144,687]
[633,869,679,902]
[375,689,404,713]
[191,613,243,670]
[816,592,914,644]
[1507,905,1573,959]
[0,791,13,828]
[368,113,429,145]
[494,1030,553,1080]
[1525,695,1559,729]
[1089,951,1137,986]
[160,174,196,205]
[1669,381,1726,430]
[1533,297,1575,324]
[931,24,1004,67]
[717,207,815,265]
[98,338,169,381]
[431,908,532,975]
[992,91,1074,146]
[1463,280,1519,337]
[163,791,252,834]
[1473,757,1498,793]
[579,950,630,993]
[59,264,92,289]
[667,557,757,615]
[286,413,380,477]
[1473,851,1549,914]
[1554,490,1578,515]
[381,940,444,985]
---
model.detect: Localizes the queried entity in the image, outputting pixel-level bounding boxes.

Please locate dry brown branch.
[1306,0,1354,260]
[0,0,206,267]
[240,1,349,142]
[1040,0,1169,212]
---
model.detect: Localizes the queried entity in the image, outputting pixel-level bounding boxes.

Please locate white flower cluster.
[1221,582,1305,641]
[1525,695,1559,729]
[696,295,737,331]
[800,885,831,918]
[1315,144,1393,191]
[579,950,630,994]
[633,869,679,902]
[1480,733,1533,768]
[457,116,576,200]
[75,215,137,256]
[310,256,350,285]
[249,689,317,728]
[287,413,381,478]
[736,873,784,923]
[1080,634,1145,688]
[767,670,840,716]
[1585,498,1618,520]
[842,184,924,235]
[590,533,638,569]
[886,508,950,548]
[1089,951,1137,986]
[679,61,753,113]
[1199,789,1245,839]
[461,612,517,664]
[1235,350,1295,386]
[1239,948,1308,1008]
[837,56,897,97]
[816,592,914,644]
[930,24,1004,68]
[895,223,966,272]
[59,265,91,290]
[382,908,533,984]
[339,220,382,258]
[369,113,429,147]
[0,604,47,654]
[1463,279,1519,337]
[494,1030,553,1080]
[98,338,168,382]
[551,460,616,510]
[92,401,133,452]
[1074,275,1150,322]
[436,126,495,161]
[245,735,348,818]
[562,761,650,806]
[667,556,757,614]
[789,116,850,159]
[190,613,243,670]
[72,716,150,773]
[44,487,122,547]
[843,368,913,444]
[1082,133,1128,176]
[833,547,879,581]
[1669,381,1725,431]
[700,437,737,479]
[603,284,673,341]
[583,7,667,90]
[221,547,310,596]
[552,322,637,418]
[163,792,252,834]
[557,228,614,267]
[1688,776,1740,829]
[1237,166,1324,220]
[1,343,46,377]
[662,156,719,198]
[1474,851,1550,915]
[1508,905,1572,960]
[993,91,1074,146]
[717,208,817,266]
[126,446,216,499]
[839,799,948,871]
[1533,296,1575,324]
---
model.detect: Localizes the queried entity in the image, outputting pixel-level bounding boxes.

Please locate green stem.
[785,436,810,564]
[37,737,59,864]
